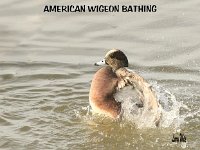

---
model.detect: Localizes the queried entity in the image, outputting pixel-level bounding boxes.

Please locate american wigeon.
[89,49,161,125]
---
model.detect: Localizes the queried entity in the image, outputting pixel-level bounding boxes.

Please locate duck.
[89,49,161,125]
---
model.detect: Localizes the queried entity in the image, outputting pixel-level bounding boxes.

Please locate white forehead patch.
[105,49,119,57]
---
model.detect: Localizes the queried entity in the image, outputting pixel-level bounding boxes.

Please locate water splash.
[151,81,183,128]
[114,81,186,129]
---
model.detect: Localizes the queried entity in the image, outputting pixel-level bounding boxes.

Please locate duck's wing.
[115,67,159,110]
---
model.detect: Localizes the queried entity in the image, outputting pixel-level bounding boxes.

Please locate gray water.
[0,0,200,149]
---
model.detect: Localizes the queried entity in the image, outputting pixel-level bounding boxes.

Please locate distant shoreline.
[43,5,157,13]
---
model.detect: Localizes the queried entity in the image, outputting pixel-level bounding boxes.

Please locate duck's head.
[95,49,129,71]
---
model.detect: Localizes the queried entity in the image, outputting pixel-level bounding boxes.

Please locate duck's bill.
[94,59,106,66]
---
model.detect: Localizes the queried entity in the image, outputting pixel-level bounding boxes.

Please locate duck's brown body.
[89,66,121,118]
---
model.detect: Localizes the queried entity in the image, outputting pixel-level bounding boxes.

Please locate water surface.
[0,0,200,149]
